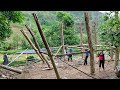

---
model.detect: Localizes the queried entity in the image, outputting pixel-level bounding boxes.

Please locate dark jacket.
[3,54,9,65]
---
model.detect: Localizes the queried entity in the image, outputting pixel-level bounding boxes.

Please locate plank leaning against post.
[84,11,95,75]
[32,13,60,79]
[25,25,51,69]
[20,30,48,65]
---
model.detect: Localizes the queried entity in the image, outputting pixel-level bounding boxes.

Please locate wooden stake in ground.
[60,22,65,61]
[32,13,60,79]
[84,11,95,74]
[80,22,84,59]
[114,11,119,68]
[25,25,51,68]
[20,30,46,64]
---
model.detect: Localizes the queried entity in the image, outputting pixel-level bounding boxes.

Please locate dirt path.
[13,55,118,79]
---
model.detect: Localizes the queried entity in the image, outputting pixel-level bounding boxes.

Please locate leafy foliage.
[99,11,120,47]
[56,11,74,28]
[0,11,24,40]
[0,11,104,51]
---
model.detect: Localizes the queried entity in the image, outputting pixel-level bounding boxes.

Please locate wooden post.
[60,22,65,61]
[32,13,60,79]
[20,30,46,64]
[25,25,51,68]
[84,11,95,74]
[114,11,119,68]
[79,23,83,45]
[80,22,84,59]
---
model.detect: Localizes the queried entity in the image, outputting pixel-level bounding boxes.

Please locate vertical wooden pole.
[20,30,45,63]
[60,22,65,61]
[84,11,95,74]
[32,13,60,79]
[114,11,119,68]
[80,22,83,46]
[25,25,51,68]
[80,22,84,59]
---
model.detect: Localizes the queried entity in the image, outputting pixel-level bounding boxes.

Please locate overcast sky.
[99,11,110,13]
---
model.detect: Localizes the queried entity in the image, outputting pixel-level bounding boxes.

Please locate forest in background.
[0,11,104,51]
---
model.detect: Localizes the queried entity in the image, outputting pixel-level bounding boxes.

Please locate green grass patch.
[9,61,26,67]
[0,53,40,67]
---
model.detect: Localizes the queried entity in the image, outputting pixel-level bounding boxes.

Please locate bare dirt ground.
[11,55,119,79]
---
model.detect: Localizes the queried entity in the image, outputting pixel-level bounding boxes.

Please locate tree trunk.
[114,11,119,69]
[25,25,51,68]
[84,11,95,74]
[32,13,60,79]
[60,22,65,61]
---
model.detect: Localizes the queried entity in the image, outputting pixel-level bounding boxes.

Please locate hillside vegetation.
[0,11,104,51]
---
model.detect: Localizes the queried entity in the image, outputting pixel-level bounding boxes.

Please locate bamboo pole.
[32,13,60,79]
[20,30,46,64]
[25,25,51,68]
[60,22,65,61]
[53,45,62,59]
[84,11,95,75]
[80,22,83,46]
[7,49,28,66]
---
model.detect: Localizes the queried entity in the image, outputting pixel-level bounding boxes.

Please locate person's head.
[100,51,103,54]
[65,46,67,50]
[85,49,88,51]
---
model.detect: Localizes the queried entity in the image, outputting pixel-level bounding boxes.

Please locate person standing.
[98,51,105,71]
[64,46,68,60]
[3,53,9,65]
[84,49,89,65]
[68,48,73,62]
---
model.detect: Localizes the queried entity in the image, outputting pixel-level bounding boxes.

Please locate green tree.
[0,11,24,40]
[99,11,120,67]
[99,11,120,47]
[64,27,80,45]
[56,11,74,28]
